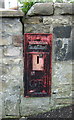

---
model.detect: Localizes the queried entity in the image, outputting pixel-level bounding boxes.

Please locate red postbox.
[24,33,52,97]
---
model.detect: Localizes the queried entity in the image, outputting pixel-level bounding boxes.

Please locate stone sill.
[0,9,24,17]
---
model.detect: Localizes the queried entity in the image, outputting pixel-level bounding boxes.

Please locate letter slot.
[37,56,39,64]
[32,55,44,71]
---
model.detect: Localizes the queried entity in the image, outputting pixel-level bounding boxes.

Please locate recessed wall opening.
[24,33,52,97]
[37,56,39,64]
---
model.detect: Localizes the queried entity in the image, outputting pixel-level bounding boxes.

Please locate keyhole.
[37,56,39,64]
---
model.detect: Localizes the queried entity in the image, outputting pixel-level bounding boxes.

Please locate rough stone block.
[0,37,12,46]
[4,47,21,57]
[23,17,43,24]
[72,27,74,60]
[2,58,23,65]
[12,35,23,47]
[0,66,9,75]
[0,48,2,57]
[27,3,54,16]
[54,3,74,15]
[0,93,2,119]
[4,86,20,116]
[52,61,72,105]
[0,81,2,92]
[53,26,72,38]
[20,97,51,116]
[52,61,72,85]
[72,16,74,24]
[54,38,72,61]
[2,73,23,91]
[43,16,72,25]
[11,66,22,76]
[55,98,72,105]
[2,18,22,36]
[55,90,72,99]
[24,24,50,33]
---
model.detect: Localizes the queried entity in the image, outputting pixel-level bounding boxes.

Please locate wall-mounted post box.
[24,33,52,97]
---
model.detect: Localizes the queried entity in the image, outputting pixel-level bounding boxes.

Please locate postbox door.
[24,52,51,97]
[24,33,52,97]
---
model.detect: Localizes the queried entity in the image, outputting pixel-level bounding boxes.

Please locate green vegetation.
[20,1,34,14]
[18,0,74,14]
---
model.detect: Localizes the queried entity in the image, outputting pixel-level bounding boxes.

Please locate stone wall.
[0,10,24,119]
[0,3,73,119]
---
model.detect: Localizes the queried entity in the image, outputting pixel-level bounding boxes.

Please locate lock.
[24,33,52,97]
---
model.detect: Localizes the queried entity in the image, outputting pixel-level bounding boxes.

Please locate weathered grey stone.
[20,96,51,116]
[71,27,74,60]
[0,48,2,57]
[54,38,72,61]
[10,66,22,76]
[53,26,72,38]
[52,84,72,95]
[24,24,50,33]
[52,61,72,94]
[0,66,9,75]
[27,3,54,16]
[2,73,23,91]
[52,61,72,106]
[12,35,23,47]
[0,81,2,119]
[72,16,74,24]
[72,26,74,39]
[2,58,23,65]
[23,16,43,24]
[52,61,72,80]
[67,40,72,60]
[0,92,2,119]
[1,65,23,88]
[0,9,23,118]
[43,16,72,25]
[54,3,74,15]
[4,47,21,56]
[4,86,20,116]
[2,18,22,35]
[55,90,72,98]
[0,37,12,46]
[55,98,72,105]
[0,9,24,17]
[0,81,2,92]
